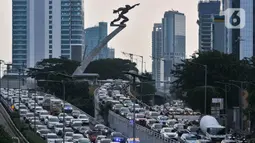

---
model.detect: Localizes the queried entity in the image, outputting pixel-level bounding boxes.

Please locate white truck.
[199,115,226,142]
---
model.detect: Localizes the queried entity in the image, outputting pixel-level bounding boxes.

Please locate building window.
[49,16,52,19]
[49,55,52,58]
[49,21,52,24]
[49,1,52,4]
[49,35,52,39]
[49,40,52,44]
[49,30,52,34]
[49,11,52,14]
[49,50,52,53]
[49,45,52,49]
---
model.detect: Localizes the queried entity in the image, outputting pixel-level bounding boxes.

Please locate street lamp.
[188,61,207,114]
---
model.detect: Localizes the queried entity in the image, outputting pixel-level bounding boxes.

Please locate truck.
[199,115,226,142]
[49,99,62,116]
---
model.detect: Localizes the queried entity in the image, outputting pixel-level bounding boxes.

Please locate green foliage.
[0,125,13,143]
[22,130,46,143]
[171,51,255,113]
[85,58,138,80]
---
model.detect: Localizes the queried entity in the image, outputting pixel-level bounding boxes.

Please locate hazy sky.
[0,0,198,72]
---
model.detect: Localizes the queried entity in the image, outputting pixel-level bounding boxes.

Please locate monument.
[72,4,140,77]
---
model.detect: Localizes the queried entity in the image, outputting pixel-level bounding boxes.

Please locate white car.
[64,116,74,126]
[78,114,89,124]
[58,113,68,122]
[47,116,60,129]
[64,132,74,141]
[34,106,44,115]
[72,133,84,142]
[19,109,28,117]
[160,127,178,138]
[180,133,199,143]
[46,133,59,143]
[54,123,64,134]
[39,110,49,121]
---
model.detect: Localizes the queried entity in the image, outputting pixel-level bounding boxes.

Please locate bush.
[10,112,20,118]
[22,130,46,143]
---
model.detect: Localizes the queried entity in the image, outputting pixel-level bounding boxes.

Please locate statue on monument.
[110,3,140,26]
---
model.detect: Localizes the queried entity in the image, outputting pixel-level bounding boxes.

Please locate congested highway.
[0,87,132,143]
[95,81,243,143]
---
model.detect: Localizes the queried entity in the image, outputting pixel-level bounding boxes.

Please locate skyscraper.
[108,48,115,59]
[197,0,221,52]
[12,0,84,68]
[84,22,112,60]
[152,23,162,89]
[212,15,226,53]
[162,11,186,83]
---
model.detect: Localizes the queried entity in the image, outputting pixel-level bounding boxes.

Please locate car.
[46,133,59,143]
[99,138,112,143]
[63,103,73,113]
[24,112,34,123]
[54,123,64,135]
[78,114,89,125]
[126,113,134,120]
[151,123,162,132]
[59,127,73,137]
[146,119,157,128]
[122,100,132,107]
[134,113,146,126]
[19,109,28,117]
[94,124,109,135]
[64,132,74,141]
[180,133,199,143]
[39,110,49,121]
[71,121,83,133]
[30,119,43,130]
[58,113,68,122]
[72,110,80,118]
[64,115,74,126]
[75,138,91,143]
[37,129,52,139]
[157,115,169,126]
[119,107,130,116]
[112,104,123,113]
[78,126,90,134]
[146,111,160,119]
[111,132,125,143]
[72,133,84,142]
[35,124,47,131]
[95,135,106,143]
[160,127,178,138]
[47,116,60,129]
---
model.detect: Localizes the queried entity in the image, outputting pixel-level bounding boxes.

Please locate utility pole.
[69,0,72,61]
[18,69,21,114]
[6,63,12,98]
[62,80,66,143]
[132,76,136,143]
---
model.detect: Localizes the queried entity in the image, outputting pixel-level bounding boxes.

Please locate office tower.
[212,16,226,53]
[84,22,111,60]
[12,0,84,69]
[223,0,254,60]
[197,0,221,52]
[108,48,115,59]
[152,23,162,89]
[162,11,186,84]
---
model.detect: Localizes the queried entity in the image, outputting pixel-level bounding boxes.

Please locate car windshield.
[136,114,144,118]
[64,128,73,132]
[40,112,48,115]
[20,111,27,114]
[160,116,168,120]
[66,132,73,136]
[189,127,199,132]
[80,115,87,119]
[164,129,173,132]
[73,122,82,127]
[96,125,105,129]
[121,108,129,112]
[78,139,90,143]
[56,124,63,128]
[208,128,225,135]
[49,118,59,122]
[113,132,122,137]
[74,134,83,139]
[47,134,58,139]
[154,124,162,129]
[66,117,72,121]
[115,104,123,108]
[186,135,197,140]
[148,120,156,124]
[151,112,160,116]
[101,139,111,143]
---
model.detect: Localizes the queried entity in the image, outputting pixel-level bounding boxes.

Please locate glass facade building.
[84,22,112,60]
[162,11,186,83]
[12,0,28,69]
[198,0,221,52]
[12,0,84,68]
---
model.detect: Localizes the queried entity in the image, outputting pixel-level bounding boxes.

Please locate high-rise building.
[12,0,84,68]
[84,22,112,60]
[197,0,221,52]
[152,23,162,89]
[161,11,186,83]
[223,0,254,60]
[212,15,226,53]
[108,48,115,59]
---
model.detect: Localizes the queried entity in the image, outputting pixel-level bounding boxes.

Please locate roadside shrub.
[22,130,46,143]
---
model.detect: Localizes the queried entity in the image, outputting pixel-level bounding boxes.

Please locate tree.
[171,51,251,113]
[0,125,12,143]
[85,58,138,80]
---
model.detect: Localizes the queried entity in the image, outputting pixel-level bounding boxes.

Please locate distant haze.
[0,0,198,72]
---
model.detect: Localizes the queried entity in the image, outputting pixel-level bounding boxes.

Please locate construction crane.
[122,52,144,73]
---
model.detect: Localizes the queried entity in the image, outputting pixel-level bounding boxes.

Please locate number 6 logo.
[224,8,245,29]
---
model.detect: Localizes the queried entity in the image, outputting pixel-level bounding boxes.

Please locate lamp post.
[0,60,5,91]
[188,61,207,114]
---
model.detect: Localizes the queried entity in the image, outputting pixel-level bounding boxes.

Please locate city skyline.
[0,0,199,72]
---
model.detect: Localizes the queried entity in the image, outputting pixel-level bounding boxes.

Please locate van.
[36,96,44,105]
